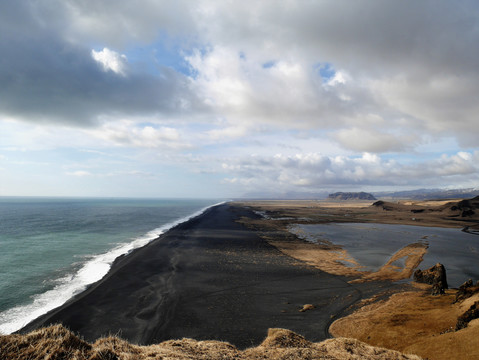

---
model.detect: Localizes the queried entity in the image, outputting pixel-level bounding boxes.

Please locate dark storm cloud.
[0,1,202,126]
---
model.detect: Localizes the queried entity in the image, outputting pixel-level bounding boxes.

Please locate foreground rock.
[413,263,448,295]
[0,325,423,360]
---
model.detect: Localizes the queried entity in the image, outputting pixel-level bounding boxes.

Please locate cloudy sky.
[1,1,478,198]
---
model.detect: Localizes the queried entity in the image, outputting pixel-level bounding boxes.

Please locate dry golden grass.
[0,325,423,360]
[234,200,376,209]
[330,286,479,360]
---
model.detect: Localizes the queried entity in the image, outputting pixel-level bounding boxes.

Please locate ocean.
[0,197,222,334]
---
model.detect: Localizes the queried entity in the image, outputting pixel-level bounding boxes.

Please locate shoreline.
[19,203,399,348]
[10,198,479,358]
[0,200,222,335]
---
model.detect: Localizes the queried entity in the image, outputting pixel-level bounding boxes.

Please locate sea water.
[0,197,222,334]
[290,222,479,287]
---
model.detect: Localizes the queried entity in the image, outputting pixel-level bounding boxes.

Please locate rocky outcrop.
[328,192,377,200]
[454,279,479,303]
[413,263,448,295]
[453,278,479,331]
[443,196,479,217]
[456,301,479,330]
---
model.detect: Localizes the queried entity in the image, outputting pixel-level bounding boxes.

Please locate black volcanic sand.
[21,204,396,348]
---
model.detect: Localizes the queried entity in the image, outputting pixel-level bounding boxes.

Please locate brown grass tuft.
[319,337,423,360]
[0,324,91,360]
[0,325,423,360]
[259,328,312,348]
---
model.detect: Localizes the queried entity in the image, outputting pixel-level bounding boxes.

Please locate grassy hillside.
[0,325,423,360]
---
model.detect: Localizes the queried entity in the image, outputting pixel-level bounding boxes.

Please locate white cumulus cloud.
[91,47,128,75]
[88,120,190,149]
[216,151,479,194]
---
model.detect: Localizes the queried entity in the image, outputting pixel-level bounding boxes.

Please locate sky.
[1,0,479,198]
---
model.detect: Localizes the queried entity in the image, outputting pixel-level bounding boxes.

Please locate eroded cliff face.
[0,325,423,360]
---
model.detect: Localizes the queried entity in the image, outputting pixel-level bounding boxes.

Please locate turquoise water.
[0,197,222,334]
[290,222,479,287]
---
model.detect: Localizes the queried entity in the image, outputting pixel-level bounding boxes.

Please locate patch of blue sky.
[385,152,438,166]
[262,60,276,69]
[124,35,195,77]
[314,62,335,82]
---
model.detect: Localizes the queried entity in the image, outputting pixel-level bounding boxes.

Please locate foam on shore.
[0,202,224,335]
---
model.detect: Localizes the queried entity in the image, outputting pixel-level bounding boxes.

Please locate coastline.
[13,198,479,358]
[0,199,222,335]
[19,203,398,348]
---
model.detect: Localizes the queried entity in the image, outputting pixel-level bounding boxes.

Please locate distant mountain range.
[240,188,479,200]
[373,188,479,200]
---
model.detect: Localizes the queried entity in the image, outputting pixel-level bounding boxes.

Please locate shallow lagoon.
[290,223,479,287]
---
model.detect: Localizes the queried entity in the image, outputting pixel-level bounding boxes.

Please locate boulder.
[413,263,448,295]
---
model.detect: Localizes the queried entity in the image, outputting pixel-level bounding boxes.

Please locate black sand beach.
[21,204,393,348]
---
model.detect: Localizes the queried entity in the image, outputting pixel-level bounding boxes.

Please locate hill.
[328,192,377,200]
[373,188,479,200]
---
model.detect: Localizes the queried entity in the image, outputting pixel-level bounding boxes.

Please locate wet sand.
[20,203,392,348]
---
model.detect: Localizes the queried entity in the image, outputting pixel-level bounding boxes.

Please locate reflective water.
[290,222,479,287]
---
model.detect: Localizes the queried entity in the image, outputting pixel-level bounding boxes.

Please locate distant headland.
[327,191,377,200]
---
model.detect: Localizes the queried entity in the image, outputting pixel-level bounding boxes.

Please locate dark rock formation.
[461,209,475,217]
[448,197,479,217]
[454,279,479,303]
[328,192,377,201]
[413,263,448,295]
[411,209,425,213]
[371,200,395,211]
[456,301,479,330]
